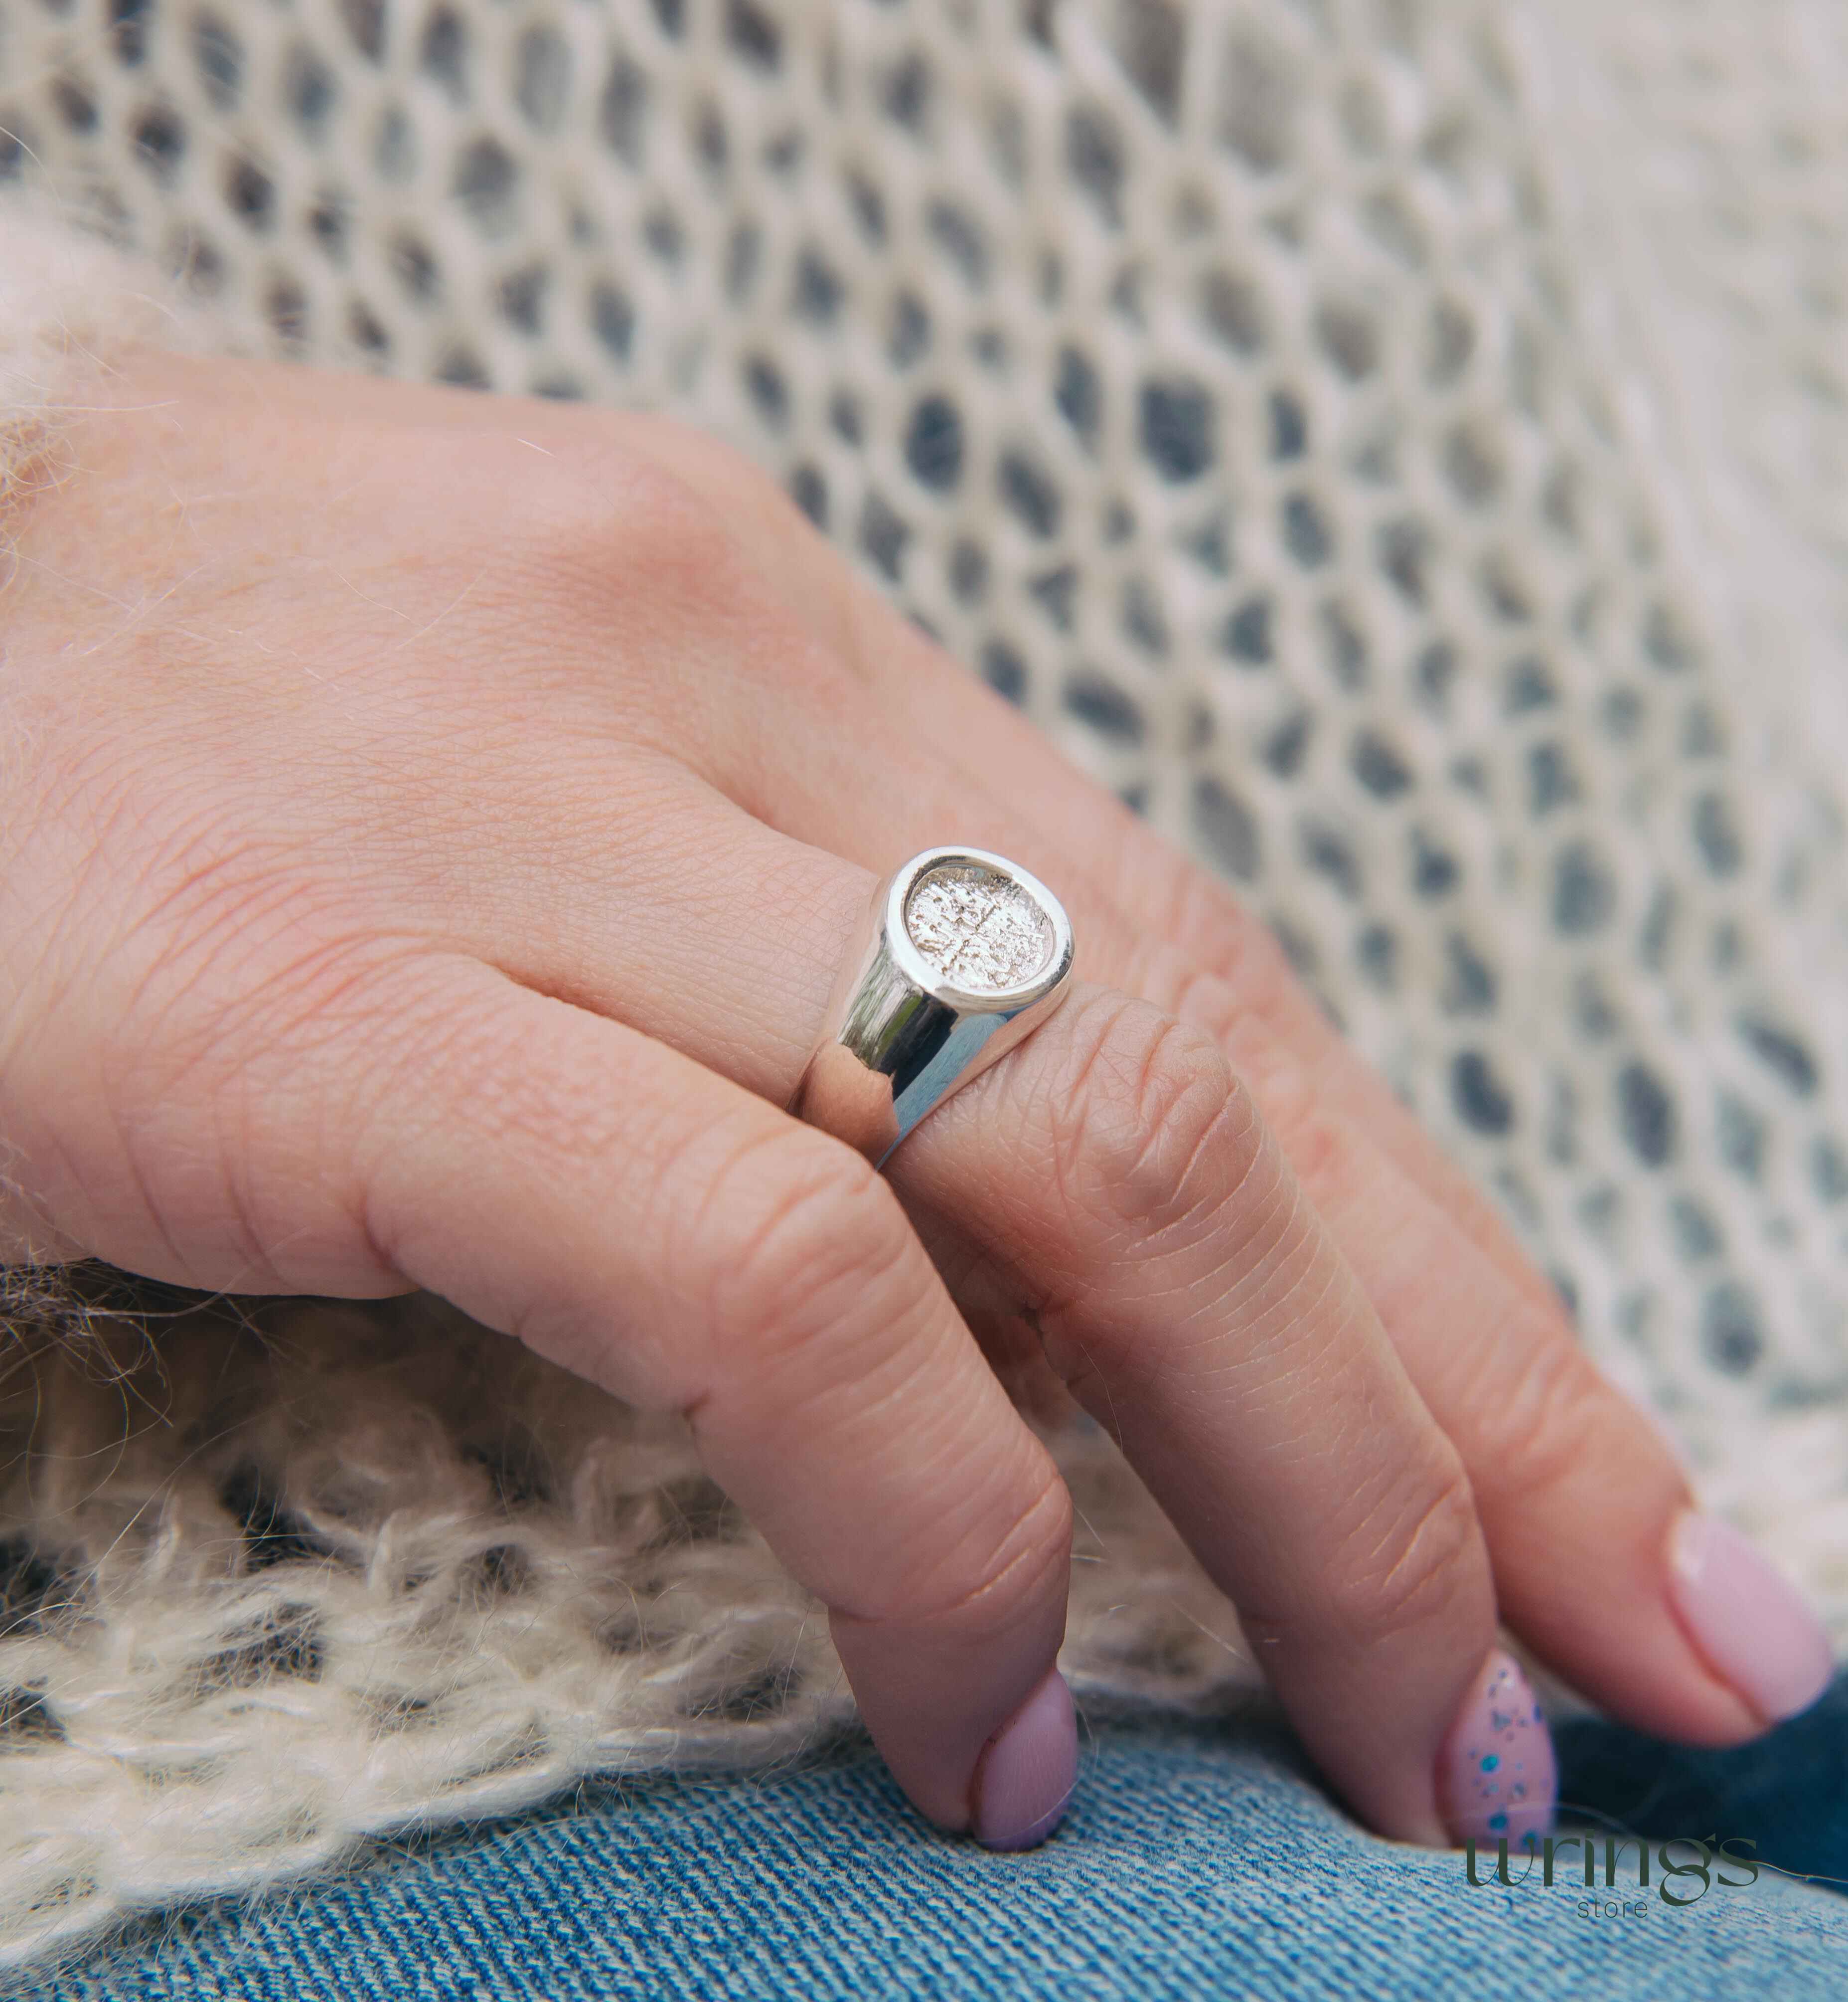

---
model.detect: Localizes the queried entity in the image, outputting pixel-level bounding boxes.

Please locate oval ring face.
[902,860,1058,996]
[791,843,1075,1166]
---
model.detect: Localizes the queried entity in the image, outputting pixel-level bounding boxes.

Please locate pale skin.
[0,353,1773,1850]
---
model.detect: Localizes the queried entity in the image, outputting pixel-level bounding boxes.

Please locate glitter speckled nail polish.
[1437,1649,1556,1852]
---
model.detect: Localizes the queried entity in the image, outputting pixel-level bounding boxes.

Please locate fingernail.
[1437,1648,1555,1852]
[1666,1511,1834,1723]
[972,1669,1077,1852]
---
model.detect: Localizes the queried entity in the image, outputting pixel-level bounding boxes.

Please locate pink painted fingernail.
[1437,1649,1555,1852]
[972,1669,1077,1851]
[1667,1511,1834,1723]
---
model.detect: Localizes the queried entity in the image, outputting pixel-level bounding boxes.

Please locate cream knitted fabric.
[0,203,170,521]
[3,0,1848,1972]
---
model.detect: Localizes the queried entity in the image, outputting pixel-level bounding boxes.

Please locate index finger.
[50,940,1083,1851]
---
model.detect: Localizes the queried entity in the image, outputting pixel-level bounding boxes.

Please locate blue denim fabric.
[24,1684,1848,2002]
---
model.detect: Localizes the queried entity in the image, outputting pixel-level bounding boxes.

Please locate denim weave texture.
[22,1690,1848,2002]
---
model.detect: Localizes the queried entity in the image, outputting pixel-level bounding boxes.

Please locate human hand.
[0,354,1828,1852]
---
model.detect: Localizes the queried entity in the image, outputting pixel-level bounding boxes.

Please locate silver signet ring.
[790,846,1076,1168]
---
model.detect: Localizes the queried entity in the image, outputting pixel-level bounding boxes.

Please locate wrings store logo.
[1464,1834,1761,1908]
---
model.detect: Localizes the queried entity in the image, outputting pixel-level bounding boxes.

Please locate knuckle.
[508,441,739,610]
[1129,937,1321,1133]
[1467,1322,1650,1514]
[1251,1095,1349,1202]
[1327,1459,1485,1647]
[1113,942,1343,1183]
[701,1128,917,1369]
[592,453,729,573]
[883,1468,1074,1638]
[1114,935,1239,1058]
[1169,868,1306,1035]
[642,416,796,530]
[1048,991,1255,1239]
[1137,853,1251,979]
[93,825,400,1129]
[1133,885,1334,1106]
[504,436,847,717]
[1158,960,1244,1063]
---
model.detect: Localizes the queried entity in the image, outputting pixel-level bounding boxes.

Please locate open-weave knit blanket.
[3,0,1848,1972]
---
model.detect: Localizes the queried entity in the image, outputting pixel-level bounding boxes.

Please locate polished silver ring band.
[790,845,1076,1168]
